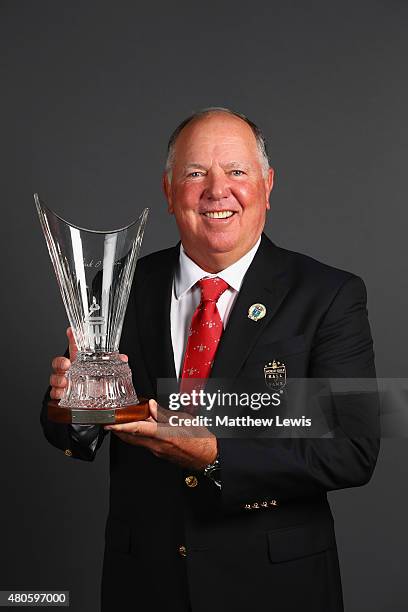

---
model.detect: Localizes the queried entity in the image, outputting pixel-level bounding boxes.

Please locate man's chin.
[204,235,240,254]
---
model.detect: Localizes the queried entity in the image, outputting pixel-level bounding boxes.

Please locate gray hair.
[165,107,270,180]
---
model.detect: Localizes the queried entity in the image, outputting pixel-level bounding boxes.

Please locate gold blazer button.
[178,545,187,557]
[185,475,198,488]
[64,449,73,457]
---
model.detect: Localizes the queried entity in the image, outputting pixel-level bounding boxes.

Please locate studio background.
[1,1,407,610]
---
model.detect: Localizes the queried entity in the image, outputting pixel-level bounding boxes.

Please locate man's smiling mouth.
[201,211,236,219]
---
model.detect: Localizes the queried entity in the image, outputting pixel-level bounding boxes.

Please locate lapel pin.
[248,303,267,322]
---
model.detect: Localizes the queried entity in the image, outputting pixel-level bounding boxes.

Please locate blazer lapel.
[210,234,290,381]
[138,245,179,385]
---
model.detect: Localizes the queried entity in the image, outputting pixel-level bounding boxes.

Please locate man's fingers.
[49,373,68,388]
[104,420,157,437]
[52,356,71,374]
[66,327,78,361]
[112,432,162,453]
[50,387,65,400]
[149,399,158,420]
[119,354,128,362]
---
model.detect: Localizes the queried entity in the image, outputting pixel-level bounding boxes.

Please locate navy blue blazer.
[41,233,380,612]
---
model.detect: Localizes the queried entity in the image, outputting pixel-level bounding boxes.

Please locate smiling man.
[42,107,379,612]
[163,110,273,272]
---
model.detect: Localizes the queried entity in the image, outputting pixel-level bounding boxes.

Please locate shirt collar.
[174,237,261,299]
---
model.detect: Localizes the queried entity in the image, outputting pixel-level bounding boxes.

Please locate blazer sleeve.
[217,275,381,512]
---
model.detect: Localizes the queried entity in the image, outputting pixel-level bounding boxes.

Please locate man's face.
[163,113,274,271]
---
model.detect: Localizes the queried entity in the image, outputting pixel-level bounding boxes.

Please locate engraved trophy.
[35,193,149,424]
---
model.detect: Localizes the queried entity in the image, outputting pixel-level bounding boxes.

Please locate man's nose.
[204,171,230,200]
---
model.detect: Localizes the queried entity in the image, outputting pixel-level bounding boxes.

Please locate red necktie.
[180,277,229,393]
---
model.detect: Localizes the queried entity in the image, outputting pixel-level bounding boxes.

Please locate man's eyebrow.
[182,163,208,172]
[222,161,251,171]
[182,161,252,172]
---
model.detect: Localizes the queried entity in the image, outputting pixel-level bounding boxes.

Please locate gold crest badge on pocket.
[264,360,286,390]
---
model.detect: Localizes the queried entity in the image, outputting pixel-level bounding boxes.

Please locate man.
[43,107,379,612]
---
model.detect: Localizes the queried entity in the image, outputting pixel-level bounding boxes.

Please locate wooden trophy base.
[48,399,150,424]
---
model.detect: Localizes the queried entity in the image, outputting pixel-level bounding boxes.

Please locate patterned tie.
[180,277,229,394]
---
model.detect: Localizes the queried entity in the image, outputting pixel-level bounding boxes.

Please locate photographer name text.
[168,415,312,427]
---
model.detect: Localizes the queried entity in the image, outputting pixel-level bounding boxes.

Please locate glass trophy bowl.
[35,193,149,424]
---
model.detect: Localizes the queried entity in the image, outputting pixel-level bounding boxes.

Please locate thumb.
[148,399,158,420]
[66,327,78,361]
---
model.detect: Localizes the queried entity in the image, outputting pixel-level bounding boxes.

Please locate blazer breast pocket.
[242,334,307,379]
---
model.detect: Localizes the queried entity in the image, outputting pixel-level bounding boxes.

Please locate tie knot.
[198,277,229,303]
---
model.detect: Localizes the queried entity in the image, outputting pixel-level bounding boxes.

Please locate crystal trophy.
[35,193,149,424]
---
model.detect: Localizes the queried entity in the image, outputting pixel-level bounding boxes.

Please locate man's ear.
[265,167,274,210]
[162,172,174,214]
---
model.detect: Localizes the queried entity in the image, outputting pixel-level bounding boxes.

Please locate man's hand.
[104,400,218,471]
[49,327,77,400]
[49,327,129,400]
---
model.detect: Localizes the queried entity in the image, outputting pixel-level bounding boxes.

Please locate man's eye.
[231,170,244,176]
[188,171,204,178]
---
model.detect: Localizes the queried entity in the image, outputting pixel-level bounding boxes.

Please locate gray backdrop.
[1,1,407,610]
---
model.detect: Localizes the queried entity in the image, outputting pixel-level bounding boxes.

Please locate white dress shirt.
[171,237,261,379]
